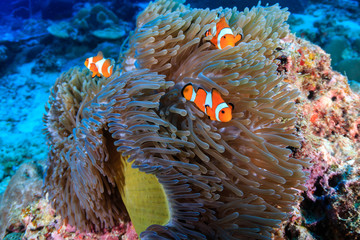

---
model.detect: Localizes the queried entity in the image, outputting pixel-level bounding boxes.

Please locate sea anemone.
[44,0,310,239]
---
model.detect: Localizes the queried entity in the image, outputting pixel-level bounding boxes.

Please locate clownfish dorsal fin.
[211,88,225,106]
[211,88,222,98]
[92,51,103,62]
[196,87,206,96]
[218,17,229,29]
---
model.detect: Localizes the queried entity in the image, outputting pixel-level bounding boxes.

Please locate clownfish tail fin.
[109,64,114,76]
[104,58,111,67]
[181,83,194,101]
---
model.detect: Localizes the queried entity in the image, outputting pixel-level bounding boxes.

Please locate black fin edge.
[181,83,193,97]
[228,102,234,110]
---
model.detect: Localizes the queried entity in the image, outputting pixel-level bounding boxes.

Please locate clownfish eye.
[223,36,226,39]
[221,110,225,114]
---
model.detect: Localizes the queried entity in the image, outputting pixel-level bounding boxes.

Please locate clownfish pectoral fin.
[205,105,216,120]
[234,34,242,43]
[205,29,211,37]
[90,63,98,78]
[97,73,101,77]
[228,102,234,110]
[90,63,98,72]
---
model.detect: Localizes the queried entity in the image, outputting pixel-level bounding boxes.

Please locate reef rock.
[0,163,43,239]
[274,34,360,240]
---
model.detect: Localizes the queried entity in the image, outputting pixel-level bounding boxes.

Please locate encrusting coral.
[44,0,310,239]
[273,34,360,239]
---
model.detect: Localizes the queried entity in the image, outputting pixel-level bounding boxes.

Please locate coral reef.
[273,34,360,239]
[44,0,309,239]
[47,3,130,42]
[19,198,137,240]
[0,163,43,239]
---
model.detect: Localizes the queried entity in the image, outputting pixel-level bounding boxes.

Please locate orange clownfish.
[182,83,234,122]
[205,16,242,49]
[84,51,115,78]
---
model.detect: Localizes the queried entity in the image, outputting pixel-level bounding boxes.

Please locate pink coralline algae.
[19,198,138,240]
[0,163,137,239]
[274,34,360,239]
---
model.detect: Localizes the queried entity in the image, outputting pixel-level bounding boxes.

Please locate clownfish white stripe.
[96,58,106,75]
[215,102,229,121]
[87,57,93,68]
[108,65,112,75]
[211,25,217,36]
[190,88,197,102]
[217,28,234,49]
[205,91,213,108]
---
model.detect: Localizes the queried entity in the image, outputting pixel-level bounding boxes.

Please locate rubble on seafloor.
[1,195,138,240]
[0,32,359,239]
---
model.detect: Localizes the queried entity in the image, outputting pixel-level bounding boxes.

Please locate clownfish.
[84,51,115,78]
[205,15,242,49]
[182,83,234,122]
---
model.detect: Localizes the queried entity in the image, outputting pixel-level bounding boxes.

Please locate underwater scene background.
[0,0,359,239]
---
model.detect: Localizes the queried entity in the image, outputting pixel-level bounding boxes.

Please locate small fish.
[84,51,115,78]
[205,15,242,49]
[181,83,234,122]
